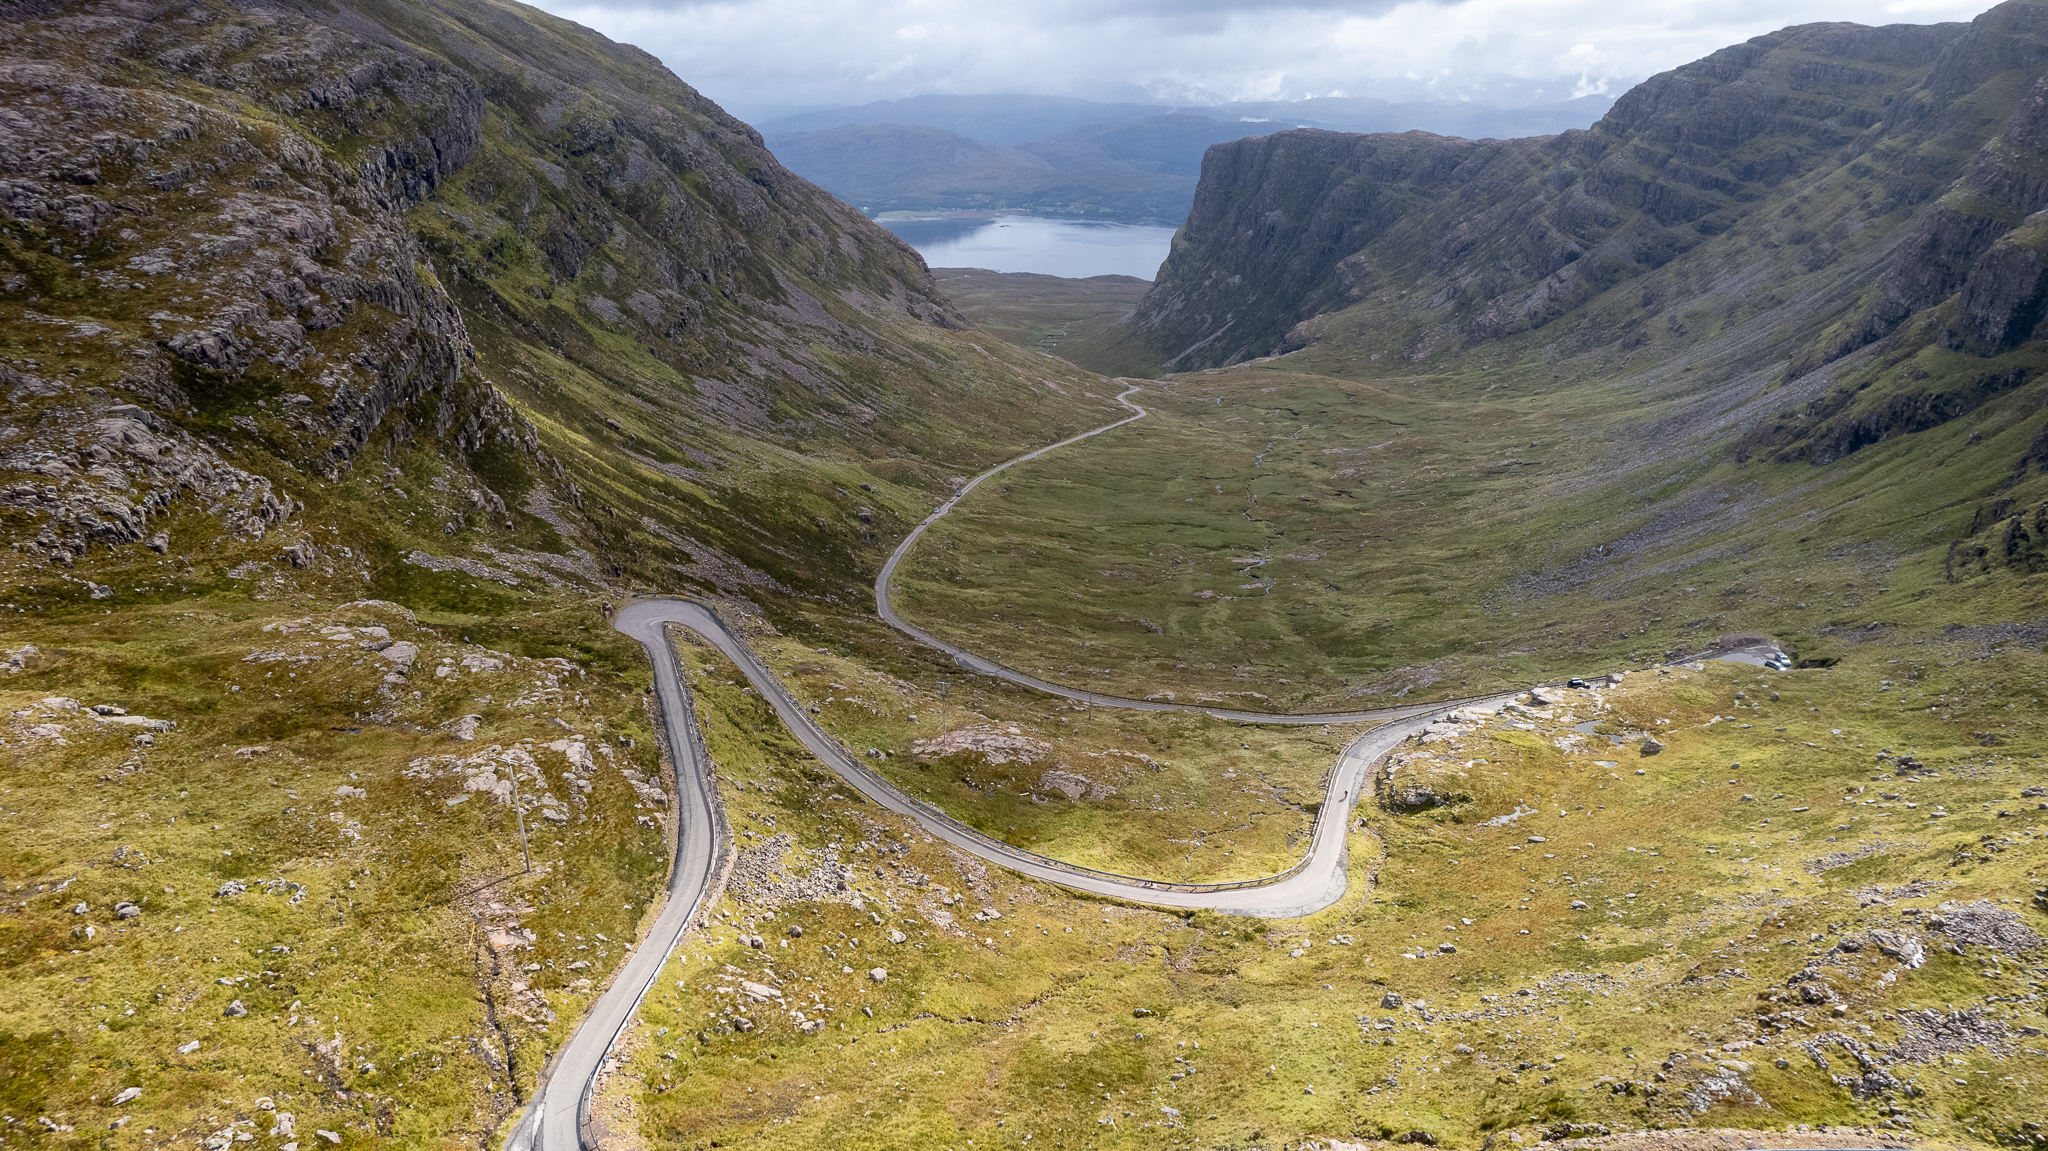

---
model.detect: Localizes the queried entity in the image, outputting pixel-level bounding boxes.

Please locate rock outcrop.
[1,396,294,562]
[1111,11,2045,372]
[0,0,1100,599]
[1824,2,2048,363]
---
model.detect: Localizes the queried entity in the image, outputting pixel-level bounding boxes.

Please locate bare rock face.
[1113,12,2036,373]
[0,2,482,557]
[1829,5,2048,362]
[1385,782,1458,811]
[1867,928,1927,969]
[1953,207,2048,351]
[912,725,1052,765]
[0,0,974,576]
[1378,752,1470,812]
[0,24,482,451]
[1036,768,1113,801]
[1927,899,2044,952]
[1,397,294,562]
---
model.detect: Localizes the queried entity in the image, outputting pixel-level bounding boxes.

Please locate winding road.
[509,385,1535,1150]
[875,386,1477,727]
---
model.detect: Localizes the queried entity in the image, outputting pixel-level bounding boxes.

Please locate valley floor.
[604,606,2048,1150]
[7,435,2045,1151]
[581,348,2048,1149]
[12,0,2048,1144]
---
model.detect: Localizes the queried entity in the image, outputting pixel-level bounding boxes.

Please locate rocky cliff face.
[0,0,483,558]
[1112,12,2018,372]
[0,0,1109,601]
[1826,0,2048,362]
[1083,0,2048,597]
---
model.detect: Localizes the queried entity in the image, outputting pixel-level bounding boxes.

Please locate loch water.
[877,216,1176,280]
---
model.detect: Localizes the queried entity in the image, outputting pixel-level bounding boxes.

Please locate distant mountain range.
[756,93,1614,224]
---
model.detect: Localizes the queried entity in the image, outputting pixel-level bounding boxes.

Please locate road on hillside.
[513,598,1484,1150]
[874,385,1460,727]
[505,603,728,1151]
[511,386,1545,1150]
[619,599,1475,914]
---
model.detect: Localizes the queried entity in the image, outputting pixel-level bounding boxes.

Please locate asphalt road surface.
[615,599,1473,914]
[504,603,727,1151]
[510,388,1541,1148]
[874,385,1457,726]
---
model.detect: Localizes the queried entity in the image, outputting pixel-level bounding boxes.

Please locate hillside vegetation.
[856,10,2048,1144]
[616,616,2048,1151]
[0,0,1111,1141]
[927,269,1153,367]
[6,0,2048,1148]
[905,3,2048,713]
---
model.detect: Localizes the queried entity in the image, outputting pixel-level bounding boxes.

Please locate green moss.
[0,1029,76,1117]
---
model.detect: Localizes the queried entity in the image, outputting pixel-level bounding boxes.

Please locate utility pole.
[507,768,532,872]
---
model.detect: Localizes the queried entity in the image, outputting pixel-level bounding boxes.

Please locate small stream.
[1575,719,1623,746]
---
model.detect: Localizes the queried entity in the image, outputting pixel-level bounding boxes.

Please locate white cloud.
[530,0,2000,114]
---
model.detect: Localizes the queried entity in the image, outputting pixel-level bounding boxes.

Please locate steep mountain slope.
[0,0,1115,1141]
[1226,93,1617,137]
[900,2,2048,714]
[1102,15,1992,373]
[0,0,1115,607]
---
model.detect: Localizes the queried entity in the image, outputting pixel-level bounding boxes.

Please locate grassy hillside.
[887,356,2048,713]
[1,595,667,1146]
[909,1,2048,715]
[6,0,2048,1148]
[848,12,2048,1143]
[929,269,1152,372]
[0,0,1113,1142]
[607,624,2048,1150]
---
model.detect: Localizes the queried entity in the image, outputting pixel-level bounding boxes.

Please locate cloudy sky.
[529,0,1999,116]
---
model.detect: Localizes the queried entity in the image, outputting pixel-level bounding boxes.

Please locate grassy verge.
[738,616,1373,883]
